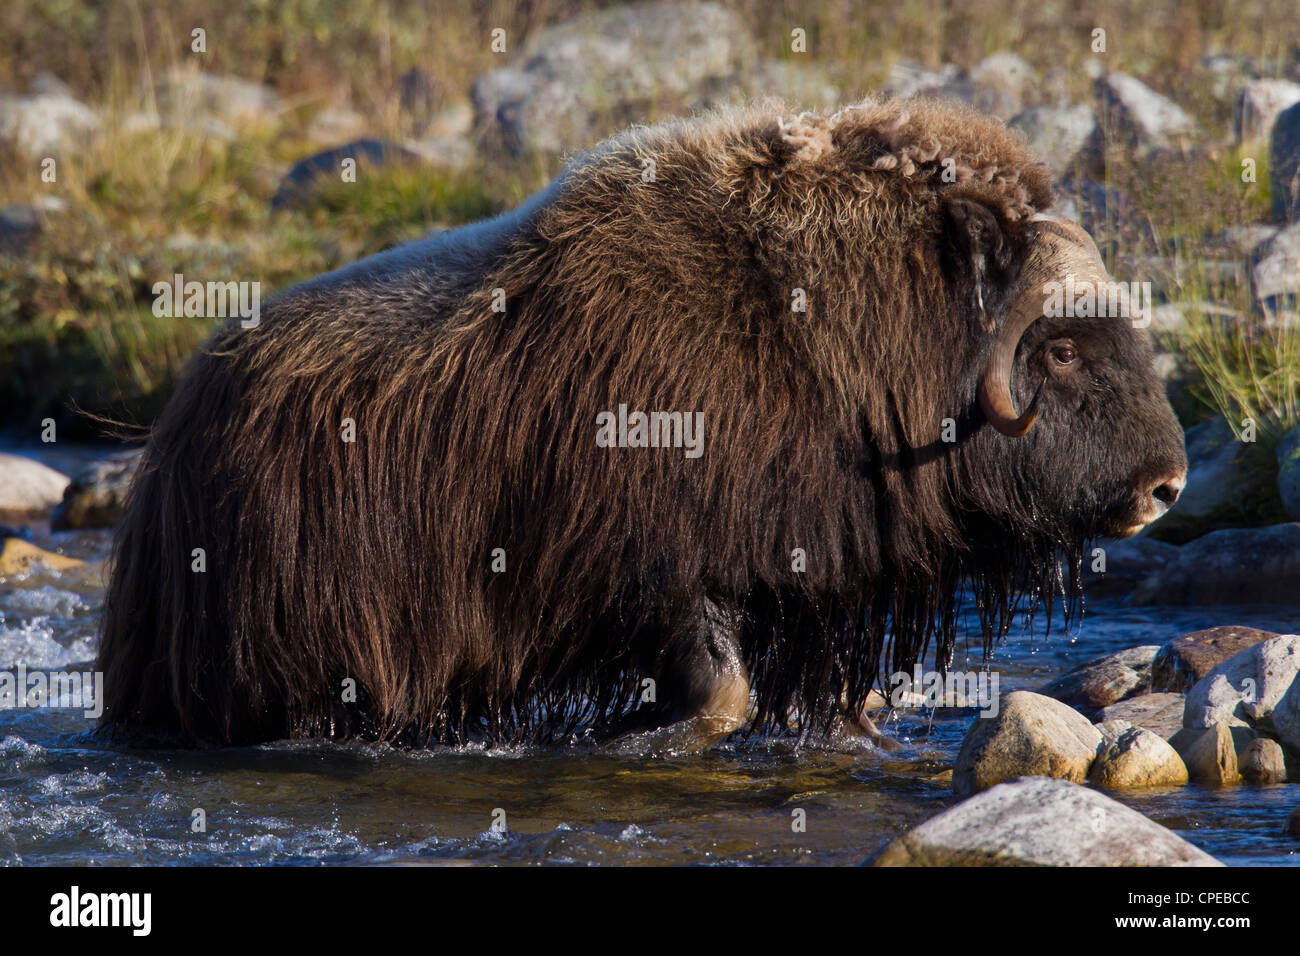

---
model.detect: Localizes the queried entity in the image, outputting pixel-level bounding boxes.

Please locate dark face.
[1007,309,1187,540]
[946,208,1187,546]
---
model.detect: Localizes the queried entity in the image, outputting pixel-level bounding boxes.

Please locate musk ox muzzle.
[96,98,1187,748]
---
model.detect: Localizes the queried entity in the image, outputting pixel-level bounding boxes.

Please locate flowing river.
[1,446,1297,866]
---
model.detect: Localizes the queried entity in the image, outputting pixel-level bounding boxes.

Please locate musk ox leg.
[604,600,751,754]
[783,699,903,752]
[834,706,903,752]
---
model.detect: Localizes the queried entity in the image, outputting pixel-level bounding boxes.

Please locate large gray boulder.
[1269,663,1300,754]
[953,691,1103,796]
[869,777,1221,866]
[1251,222,1300,320]
[1094,73,1197,158]
[1168,418,1245,526]
[1183,634,1300,730]
[1010,104,1097,178]
[0,78,99,156]
[0,453,70,516]
[1236,78,1300,145]
[154,66,280,129]
[471,2,753,156]
[50,451,142,530]
[1203,52,1273,101]
[1270,100,1300,223]
[887,52,1037,120]
[1131,524,1300,605]
[965,52,1038,119]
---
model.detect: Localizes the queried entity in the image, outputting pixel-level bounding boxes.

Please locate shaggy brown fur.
[97,97,1184,746]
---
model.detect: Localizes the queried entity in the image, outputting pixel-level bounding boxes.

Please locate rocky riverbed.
[1,443,1298,865]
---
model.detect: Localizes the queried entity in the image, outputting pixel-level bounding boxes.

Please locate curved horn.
[977,277,1049,437]
[977,215,1106,438]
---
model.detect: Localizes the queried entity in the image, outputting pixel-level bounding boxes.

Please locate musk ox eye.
[1050,345,1077,366]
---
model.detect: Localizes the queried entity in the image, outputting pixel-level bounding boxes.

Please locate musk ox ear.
[942,196,1015,332]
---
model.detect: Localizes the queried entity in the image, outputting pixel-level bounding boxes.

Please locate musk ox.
[98,98,1187,749]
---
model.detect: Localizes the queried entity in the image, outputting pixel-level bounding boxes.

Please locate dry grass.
[1,0,1298,439]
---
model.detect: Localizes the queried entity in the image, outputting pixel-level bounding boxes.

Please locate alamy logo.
[887,665,999,717]
[49,886,151,936]
[0,664,102,719]
[596,404,704,459]
[153,272,261,328]
[1041,277,1152,328]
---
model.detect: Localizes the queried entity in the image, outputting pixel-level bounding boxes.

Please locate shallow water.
[1,475,1298,865]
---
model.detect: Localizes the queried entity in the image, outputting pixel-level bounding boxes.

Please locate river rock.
[471,1,753,156]
[1131,524,1300,606]
[1049,178,1152,249]
[1209,225,1283,259]
[1237,79,1300,145]
[881,59,958,100]
[396,67,442,134]
[1094,73,1197,157]
[154,66,280,128]
[0,203,44,256]
[1170,722,1243,784]
[305,106,369,144]
[1251,222,1300,319]
[869,777,1220,866]
[965,52,1037,119]
[1184,634,1300,730]
[1152,626,1281,692]
[0,77,100,156]
[904,53,1041,121]
[953,691,1103,796]
[271,139,427,210]
[0,536,84,575]
[1278,426,1300,520]
[1166,418,1244,529]
[1239,737,1288,784]
[1088,720,1188,789]
[1270,100,1300,222]
[1148,300,1245,336]
[49,451,141,531]
[1270,666,1300,754]
[1038,645,1159,717]
[1287,808,1300,836]
[747,60,840,110]
[1096,692,1186,739]
[1010,104,1097,178]
[1081,538,1179,597]
[0,453,70,517]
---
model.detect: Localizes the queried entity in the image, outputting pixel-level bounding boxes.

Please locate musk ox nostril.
[1152,474,1185,507]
